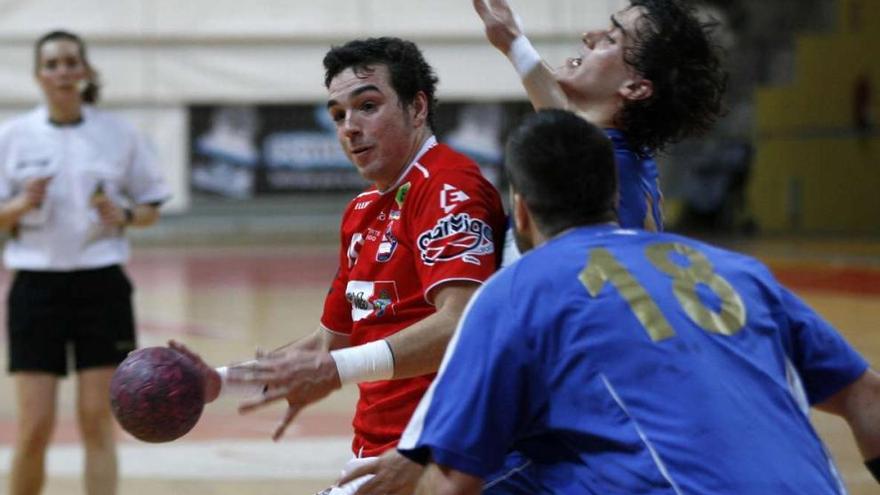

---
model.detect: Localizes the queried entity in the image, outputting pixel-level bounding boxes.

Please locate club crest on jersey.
[345,280,399,321]
[395,182,411,208]
[417,213,494,266]
[376,224,398,263]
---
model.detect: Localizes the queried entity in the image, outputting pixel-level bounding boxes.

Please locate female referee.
[0,30,170,495]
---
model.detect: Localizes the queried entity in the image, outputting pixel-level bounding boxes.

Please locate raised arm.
[472,0,569,111]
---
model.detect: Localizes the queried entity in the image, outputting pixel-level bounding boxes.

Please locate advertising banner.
[189,101,531,198]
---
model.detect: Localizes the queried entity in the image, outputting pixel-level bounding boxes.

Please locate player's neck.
[376,130,432,193]
[47,101,83,125]
[573,103,617,130]
[564,90,619,129]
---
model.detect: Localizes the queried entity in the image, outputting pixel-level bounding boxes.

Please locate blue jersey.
[400,225,866,494]
[608,129,663,231]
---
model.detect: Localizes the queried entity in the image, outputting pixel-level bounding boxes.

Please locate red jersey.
[321,137,505,456]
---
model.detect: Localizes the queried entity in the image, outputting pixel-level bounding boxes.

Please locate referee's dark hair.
[34,30,101,104]
[323,37,439,131]
[505,110,618,237]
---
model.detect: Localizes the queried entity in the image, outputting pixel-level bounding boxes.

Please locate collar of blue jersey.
[555,222,626,241]
[603,128,652,158]
[603,128,626,142]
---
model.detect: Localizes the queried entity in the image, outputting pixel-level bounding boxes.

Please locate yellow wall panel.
[748,0,879,233]
[749,138,880,232]
[756,88,800,132]
[839,0,880,33]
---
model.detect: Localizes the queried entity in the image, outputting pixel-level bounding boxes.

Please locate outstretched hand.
[473,0,523,53]
[168,339,222,403]
[228,349,342,441]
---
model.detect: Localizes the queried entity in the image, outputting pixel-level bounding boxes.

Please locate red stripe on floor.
[0,410,353,445]
[769,264,880,296]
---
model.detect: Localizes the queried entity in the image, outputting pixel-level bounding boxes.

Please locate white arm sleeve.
[215,366,266,398]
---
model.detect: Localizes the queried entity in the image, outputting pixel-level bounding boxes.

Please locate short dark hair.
[34,30,101,104]
[618,0,727,153]
[506,110,617,236]
[323,37,439,130]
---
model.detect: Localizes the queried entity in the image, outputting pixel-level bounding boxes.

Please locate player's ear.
[409,91,429,128]
[619,77,653,102]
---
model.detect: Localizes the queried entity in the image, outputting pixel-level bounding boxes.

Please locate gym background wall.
[0,0,874,235]
[0,0,626,214]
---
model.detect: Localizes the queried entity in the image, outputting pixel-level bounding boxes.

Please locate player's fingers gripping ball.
[110,347,205,442]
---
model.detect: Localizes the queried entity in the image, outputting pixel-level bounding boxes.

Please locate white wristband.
[330,340,394,385]
[215,365,266,398]
[507,35,541,78]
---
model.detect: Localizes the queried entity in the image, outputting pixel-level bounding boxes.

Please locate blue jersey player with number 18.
[399,110,880,494]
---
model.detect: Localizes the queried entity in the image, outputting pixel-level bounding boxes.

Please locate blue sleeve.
[398,274,539,479]
[779,286,869,404]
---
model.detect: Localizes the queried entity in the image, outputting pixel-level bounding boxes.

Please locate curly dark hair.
[323,37,439,131]
[618,0,727,153]
[34,30,101,104]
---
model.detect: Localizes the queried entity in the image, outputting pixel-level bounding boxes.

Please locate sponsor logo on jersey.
[395,182,411,208]
[354,200,372,210]
[417,213,494,266]
[440,184,470,214]
[345,280,399,321]
[376,224,398,263]
[15,158,51,171]
[365,228,381,242]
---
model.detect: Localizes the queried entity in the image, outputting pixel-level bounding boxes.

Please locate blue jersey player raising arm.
[399,110,880,494]
[473,0,726,262]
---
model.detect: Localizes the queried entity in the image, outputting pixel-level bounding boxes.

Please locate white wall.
[0,0,626,212]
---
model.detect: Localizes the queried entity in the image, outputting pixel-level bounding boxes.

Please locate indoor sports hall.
[0,0,877,494]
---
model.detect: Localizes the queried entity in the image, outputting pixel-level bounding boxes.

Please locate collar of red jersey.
[377,135,438,195]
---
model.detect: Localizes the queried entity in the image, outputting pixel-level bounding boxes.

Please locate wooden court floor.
[0,238,877,494]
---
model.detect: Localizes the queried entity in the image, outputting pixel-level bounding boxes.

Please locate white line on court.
[0,437,353,480]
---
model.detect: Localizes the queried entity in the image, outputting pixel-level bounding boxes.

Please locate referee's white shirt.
[0,105,171,271]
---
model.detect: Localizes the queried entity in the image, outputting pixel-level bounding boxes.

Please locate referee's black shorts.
[7,264,137,376]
